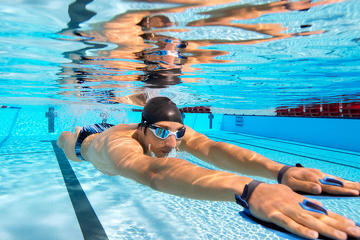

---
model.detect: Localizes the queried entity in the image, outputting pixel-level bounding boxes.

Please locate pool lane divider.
[51,141,109,240]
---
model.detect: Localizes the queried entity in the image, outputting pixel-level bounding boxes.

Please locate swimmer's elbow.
[114,153,172,192]
[147,164,168,191]
[148,171,160,191]
[148,171,171,192]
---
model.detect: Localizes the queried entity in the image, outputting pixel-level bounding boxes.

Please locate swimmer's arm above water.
[180,126,360,196]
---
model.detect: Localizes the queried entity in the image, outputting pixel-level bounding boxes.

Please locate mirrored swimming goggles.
[148,124,186,139]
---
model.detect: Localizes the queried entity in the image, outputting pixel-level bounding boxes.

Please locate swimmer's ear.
[138,122,148,135]
[143,125,148,135]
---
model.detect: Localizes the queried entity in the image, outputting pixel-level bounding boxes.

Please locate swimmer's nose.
[165,135,177,148]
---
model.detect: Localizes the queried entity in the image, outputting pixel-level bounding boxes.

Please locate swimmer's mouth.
[160,148,178,158]
[161,150,170,155]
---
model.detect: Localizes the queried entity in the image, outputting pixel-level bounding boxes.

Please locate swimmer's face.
[144,121,184,158]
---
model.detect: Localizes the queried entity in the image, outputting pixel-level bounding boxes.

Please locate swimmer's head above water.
[138,96,185,158]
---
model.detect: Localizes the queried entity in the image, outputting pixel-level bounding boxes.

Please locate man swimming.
[58,96,360,240]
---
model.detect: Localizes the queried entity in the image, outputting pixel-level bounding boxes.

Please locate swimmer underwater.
[58,97,360,240]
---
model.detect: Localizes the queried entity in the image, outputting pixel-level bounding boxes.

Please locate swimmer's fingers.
[321,183,359,195]
[284,167,360,195]
[248,184,360,239]
[320,174,360,195]
[284,167,323,194]
[343,179,360,192]
[344,179,360,191]
[248,184,319,239]
[287,208,347,240]
[297,207,360,239]
[279,201,360,239]
[325,211,360,239]
[288,177,359,195]
[287,178,322,194]
[326,210,357,228]
[268,211,319,239]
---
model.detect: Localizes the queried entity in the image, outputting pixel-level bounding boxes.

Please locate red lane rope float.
[321,103,340,117]
[132,106,212,114]
[179,106,211,114]
[304,105,321,117]
[0,105,21,109]
[276,102,360,118]
[275,107,289,116]
[289,106,304,116]
[342,102,360,118]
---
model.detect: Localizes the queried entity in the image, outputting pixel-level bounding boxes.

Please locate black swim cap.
[141,97,183,125]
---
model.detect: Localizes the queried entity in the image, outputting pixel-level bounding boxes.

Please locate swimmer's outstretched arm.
[79,133,359,240]
[180,126,283,178]
[180,126,360,196]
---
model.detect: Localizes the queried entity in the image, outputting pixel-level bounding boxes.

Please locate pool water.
[1,0,360,239]
[1,0,360,110]
[0,106,359,240]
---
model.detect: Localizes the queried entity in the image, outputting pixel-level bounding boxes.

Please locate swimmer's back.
[82,123,144,176]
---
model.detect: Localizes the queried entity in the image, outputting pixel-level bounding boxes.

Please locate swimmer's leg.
[57,127,83,162]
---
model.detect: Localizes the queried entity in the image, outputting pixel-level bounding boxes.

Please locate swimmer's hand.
[281,167,360,196]
[247,183,360,239]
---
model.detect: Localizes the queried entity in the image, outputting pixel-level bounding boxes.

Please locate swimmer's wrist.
[277,163,304,184]
[246,152,284,179]
[234,180,264,209]
[262,160,285,180]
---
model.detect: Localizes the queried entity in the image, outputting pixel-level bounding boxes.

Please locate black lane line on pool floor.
[207,135,360,170]
[51,141,109,240]
[0,107,20,149]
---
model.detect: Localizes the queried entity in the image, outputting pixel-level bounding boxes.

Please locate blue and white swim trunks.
[75,123,114,161]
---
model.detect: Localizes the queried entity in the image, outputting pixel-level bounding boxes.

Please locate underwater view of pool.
[0,0,359,239]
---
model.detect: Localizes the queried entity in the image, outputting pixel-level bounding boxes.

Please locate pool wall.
[0,106,221,137]
[2,106,358,154]
[221,115,360,153]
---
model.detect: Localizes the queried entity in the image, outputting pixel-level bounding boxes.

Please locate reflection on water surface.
[1,0,360,113]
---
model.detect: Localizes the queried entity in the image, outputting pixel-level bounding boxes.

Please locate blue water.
[1,0,360,239]
[1,0,360,111]
[0,106,359,240]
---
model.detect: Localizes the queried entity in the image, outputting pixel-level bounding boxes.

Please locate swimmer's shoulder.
[180,125,210,149]
[103,124,145,162]
[106,123,139,136]
[104,123,143,148]
[86,123,143,158]
[182,125,198,140]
